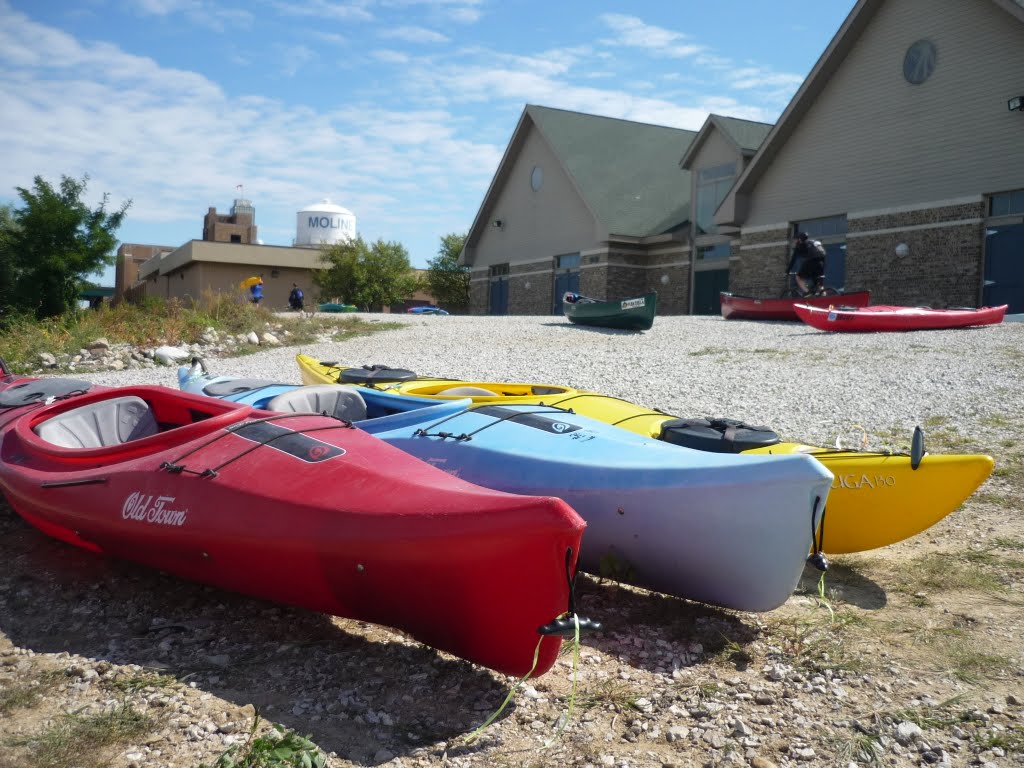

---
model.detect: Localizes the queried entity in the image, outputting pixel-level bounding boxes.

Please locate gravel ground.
[2,313,1023,768]
[64,312,1024,451]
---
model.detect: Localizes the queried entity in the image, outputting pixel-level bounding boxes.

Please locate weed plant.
[0,290,388,373]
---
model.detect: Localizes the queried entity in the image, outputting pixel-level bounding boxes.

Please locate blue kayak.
[178,362,833,612]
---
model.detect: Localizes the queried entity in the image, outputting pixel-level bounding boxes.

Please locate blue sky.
[1,0,856,284]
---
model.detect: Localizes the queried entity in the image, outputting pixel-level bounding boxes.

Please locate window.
[695,163,735,235]
[990,190,1024,217]
[555,253,581,270]
[530,166,543,192]
[903,40,937,85]
[230,234,242,243]
[271,270,280,278]
[793,215,848,240]
[488,263,509,278]
[696,243,730,261]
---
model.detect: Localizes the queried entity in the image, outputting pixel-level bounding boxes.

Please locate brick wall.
[731,201,987,307]
[509,259,556,314]
[645,265,691,314]
[732,228,791,298]
[469,277,488,314]
[847,202,985,306]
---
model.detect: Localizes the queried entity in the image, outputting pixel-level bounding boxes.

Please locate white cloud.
[380,0,483,24]
[599,13,701,58]
[277,43,317,76]
[130,0,254,31]
[379,25,449,44]
[266,0,374,23]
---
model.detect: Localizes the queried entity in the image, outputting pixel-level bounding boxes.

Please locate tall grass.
[0,290,385,373]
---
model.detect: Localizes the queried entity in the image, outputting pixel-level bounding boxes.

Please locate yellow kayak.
[296,355,995,554]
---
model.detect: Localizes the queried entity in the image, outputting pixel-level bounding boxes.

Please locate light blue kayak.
[178,361,834,612]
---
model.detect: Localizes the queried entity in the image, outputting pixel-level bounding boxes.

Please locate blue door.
[488,278,509,315]
[553,271,580,314]
[824,243,847,291]
[984,223,1024,313]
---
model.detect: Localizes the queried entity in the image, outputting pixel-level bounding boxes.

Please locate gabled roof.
[464,105,698,255]
[715,0,1024,226]
[679,114,773,170]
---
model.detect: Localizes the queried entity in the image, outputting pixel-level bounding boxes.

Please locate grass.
[103,671,178,695]
[0,291,395,374]
[765,604,872,676]
[6,703,155,768]
[888,552,1008,596]
[201,714,327,768]
[0,671,62,716]
[577,679,642,713]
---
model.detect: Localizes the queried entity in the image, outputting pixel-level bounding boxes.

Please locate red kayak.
[720,290,871,321]
[0,382,587,677]
[793,303,1008,332]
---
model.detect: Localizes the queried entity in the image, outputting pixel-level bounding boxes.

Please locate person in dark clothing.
[288,283,304,311]
[786,232,826,295]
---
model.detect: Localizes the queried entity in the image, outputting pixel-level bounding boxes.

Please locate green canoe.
[563,291,657,331]
[318,303,358,313]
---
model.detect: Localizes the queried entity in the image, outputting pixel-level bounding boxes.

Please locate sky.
[0,0,857,284]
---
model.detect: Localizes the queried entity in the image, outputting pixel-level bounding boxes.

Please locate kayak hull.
[720,291,871,321]
[297,354,995,554]
[0,382,585,676]
[563,292,657,331]
[794,303,1008,332]
[185,369,833,612]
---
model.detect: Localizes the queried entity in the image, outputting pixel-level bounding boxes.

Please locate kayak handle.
[538,547,602,637]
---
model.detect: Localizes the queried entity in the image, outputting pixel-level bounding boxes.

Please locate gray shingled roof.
[714,116,773,154]
[527,105,697,237]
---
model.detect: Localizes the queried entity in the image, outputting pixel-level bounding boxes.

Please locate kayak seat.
[203,378,280,397]
[34,396,159,449]
[438,386,495,396]
[266,385,367,422]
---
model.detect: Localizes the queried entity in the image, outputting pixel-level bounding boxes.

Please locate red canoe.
[0,382,586,677]
[793,303,1008,332]
[720,290,871,321]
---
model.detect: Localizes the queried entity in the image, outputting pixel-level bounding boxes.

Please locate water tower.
[295,199,356,247]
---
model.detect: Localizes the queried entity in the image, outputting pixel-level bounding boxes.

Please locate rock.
[750,758,778,768]
[666,725,689,743]
[245,331,260,345]
[153,345,190,365]
[38,352,57,367]
[896,721,923,744]
[86,337,110,351]
[260,332,281,345]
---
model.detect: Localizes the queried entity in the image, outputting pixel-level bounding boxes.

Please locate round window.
[903,39,937,85]
[530,165,543,191]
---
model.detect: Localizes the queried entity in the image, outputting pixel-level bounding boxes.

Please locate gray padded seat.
[203,378,280,397]
[266,386,367,422]
[34,396,159,448]
[438,386,495,396]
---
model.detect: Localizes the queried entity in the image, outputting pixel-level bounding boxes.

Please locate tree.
[424,232,469,312]
[314,236,419,311]
[0,175,130,318]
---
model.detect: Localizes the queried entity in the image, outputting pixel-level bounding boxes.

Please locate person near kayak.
[288,283,304,311]
[786,232,826,296]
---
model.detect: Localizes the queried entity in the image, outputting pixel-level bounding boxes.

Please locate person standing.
[250,276,264,305]
[786,232,826,296]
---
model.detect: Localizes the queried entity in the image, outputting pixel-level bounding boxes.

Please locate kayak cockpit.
[13,385,255,462]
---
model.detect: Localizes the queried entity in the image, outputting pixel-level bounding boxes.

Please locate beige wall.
[473,124,598,270]
[745,0,1024,226]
